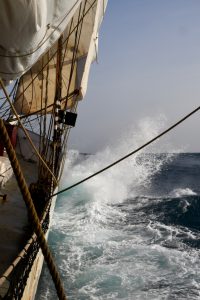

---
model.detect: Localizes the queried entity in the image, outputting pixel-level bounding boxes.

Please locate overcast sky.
[69,0,200,153]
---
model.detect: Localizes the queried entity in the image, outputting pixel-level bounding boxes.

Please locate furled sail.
[0,0,107,115]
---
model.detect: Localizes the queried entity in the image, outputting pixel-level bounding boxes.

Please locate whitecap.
[170,188,197,198]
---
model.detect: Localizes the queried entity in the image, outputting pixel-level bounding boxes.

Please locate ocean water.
[37,122,200,300]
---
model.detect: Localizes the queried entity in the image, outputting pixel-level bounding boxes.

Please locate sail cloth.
[0,0,108,114]
[0,0,82,81]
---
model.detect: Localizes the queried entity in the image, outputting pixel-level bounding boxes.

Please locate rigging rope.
[0,118,67,300]
[12,0,98,105]
[50,104,200,199]
[0,79,58,186]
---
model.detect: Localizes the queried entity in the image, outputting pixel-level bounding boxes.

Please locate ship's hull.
[0,158,59,299]
[22,189,58,300]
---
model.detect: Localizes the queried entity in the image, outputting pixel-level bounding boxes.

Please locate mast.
[53,35,63,180]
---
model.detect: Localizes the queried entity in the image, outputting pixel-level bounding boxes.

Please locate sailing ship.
[0,1,108,298]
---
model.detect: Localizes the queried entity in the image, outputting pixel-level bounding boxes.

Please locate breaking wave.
[170,188,197,198]
[37,117,200,300]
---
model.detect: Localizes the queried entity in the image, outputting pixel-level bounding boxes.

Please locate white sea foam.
[61,115,173,203]
[170,188,197,198]
[37,117,200,300]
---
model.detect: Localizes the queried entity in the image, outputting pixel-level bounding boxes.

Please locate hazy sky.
[69,1,200,153]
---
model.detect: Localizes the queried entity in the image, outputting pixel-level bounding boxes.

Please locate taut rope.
[0,118,67,300]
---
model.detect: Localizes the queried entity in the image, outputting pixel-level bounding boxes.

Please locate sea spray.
[37,118,200,300]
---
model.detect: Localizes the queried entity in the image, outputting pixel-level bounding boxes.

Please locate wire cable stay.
[51,104,200,199]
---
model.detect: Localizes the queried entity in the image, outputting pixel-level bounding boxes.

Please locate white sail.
[0,0,107,114]
[0,0,106,82]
